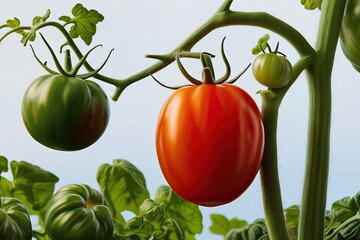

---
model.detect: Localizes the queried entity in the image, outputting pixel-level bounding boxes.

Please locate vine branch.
[111,3,315,100]
[0,0,315,101]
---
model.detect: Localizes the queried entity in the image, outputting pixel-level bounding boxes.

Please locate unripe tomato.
[0,197,32,240]
[156,84,264,207]
[45,184,114,240]
[252,53,292,88]
[340,0,360,72]
[22,74,110,151]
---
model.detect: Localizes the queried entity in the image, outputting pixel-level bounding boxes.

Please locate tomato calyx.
[151,37,251,90]
[30,33,114,80]
[257,41,289,60]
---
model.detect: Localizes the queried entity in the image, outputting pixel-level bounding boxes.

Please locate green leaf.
[58,16,72,23]
[5,17,20,28]
[20,9,51,44]
[154,186,203,238]
[339,219,360,239]
[210,214,231,236]
[10,160,59,214]
[225,228,244,240]
[300,0,322,10]
[123,216,154,239]
[59,3,104,45]
[325,192,360,239]
[252,34,270,55]
[209,214,247,236]
[139,199,166,228]
[0,156,8,175]
[0,177,12,197]
[33,9,50,26]
[224,219,268,240]
[164,218,185,240]
[32,230,52,240]
[151,230,165,240]
[245,219,269,240]
[325,196,358,234]
[96,159,150,225]
[230,218,248,230]
[285,205,300,240]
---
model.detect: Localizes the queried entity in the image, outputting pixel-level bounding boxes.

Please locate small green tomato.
[252,53,292,88]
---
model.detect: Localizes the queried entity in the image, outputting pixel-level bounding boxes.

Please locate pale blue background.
[0,1,359,239]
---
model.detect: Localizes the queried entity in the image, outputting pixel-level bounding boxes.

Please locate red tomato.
[156,84,264,207]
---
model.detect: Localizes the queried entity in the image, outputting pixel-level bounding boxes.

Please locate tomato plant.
[0,0,357,240]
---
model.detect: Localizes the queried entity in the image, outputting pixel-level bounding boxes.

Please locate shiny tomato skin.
[156,84,264,207]
[22,74,110,151]
[252,53,292,88]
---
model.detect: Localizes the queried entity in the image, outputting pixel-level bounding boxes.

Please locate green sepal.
[252,34,270,55]
[301,0,322,10]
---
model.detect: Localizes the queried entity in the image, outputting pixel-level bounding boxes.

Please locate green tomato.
[45,183,114,240]
[252,53,292,88]
[340,0,360,72]
[0,197,32,240]
[22,74,110,151]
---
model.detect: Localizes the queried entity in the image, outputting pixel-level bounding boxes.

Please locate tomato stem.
[259,55,314,240]
[297,0,346,239]
[112,8,314,99]
[1,2,314,100]
[260,92,290,240]
[64,49,72,73]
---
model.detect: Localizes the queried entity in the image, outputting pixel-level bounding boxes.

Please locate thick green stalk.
[298,0,346,239]
[260,56,314,240]
[260,93,290,240]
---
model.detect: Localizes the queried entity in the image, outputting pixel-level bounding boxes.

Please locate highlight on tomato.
[21,34,113,151]
[152,38,265,207]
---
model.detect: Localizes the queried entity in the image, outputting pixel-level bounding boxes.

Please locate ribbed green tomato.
[22,75,110,151]
[252,53,292,88]
[0,197,32,240]
[45,183,114,240]
[340,0,360,72]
